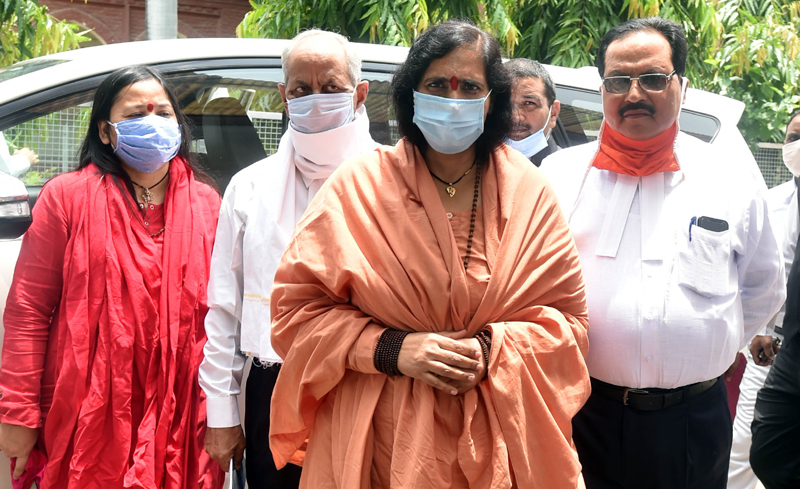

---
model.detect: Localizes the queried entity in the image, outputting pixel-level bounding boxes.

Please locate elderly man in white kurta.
[197,30,378,488]
[540,17,784,489]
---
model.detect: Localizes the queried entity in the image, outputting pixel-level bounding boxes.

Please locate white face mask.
[286,92,355,134]
[412,90,492,155]
[505,107,552,158]
[783,139,800,177]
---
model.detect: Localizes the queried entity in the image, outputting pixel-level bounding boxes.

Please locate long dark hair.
[391,20,512,163]
[77,65,216,194]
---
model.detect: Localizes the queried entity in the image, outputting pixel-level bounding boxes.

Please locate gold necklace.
[429,159,476,198]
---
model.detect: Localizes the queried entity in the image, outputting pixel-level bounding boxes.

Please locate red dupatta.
[40,159,222,488]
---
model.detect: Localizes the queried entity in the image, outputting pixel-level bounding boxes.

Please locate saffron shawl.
[2,159,222,488]
[269,140,590,488]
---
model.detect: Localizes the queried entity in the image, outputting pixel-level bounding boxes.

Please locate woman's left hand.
[0,422,39,479]
[444,338,486,393]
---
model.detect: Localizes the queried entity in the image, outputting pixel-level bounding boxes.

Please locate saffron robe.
[269,140,591,488]
[0,159,223,488]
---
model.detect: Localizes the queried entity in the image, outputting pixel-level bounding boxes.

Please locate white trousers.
[728,351,771,489]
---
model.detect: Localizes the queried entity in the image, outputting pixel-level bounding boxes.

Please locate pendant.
[446,186,456,197]
[142,188,153,204]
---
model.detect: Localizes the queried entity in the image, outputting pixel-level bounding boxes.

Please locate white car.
[0,37,764,488]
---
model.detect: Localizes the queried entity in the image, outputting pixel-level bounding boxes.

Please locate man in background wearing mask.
[729,111,799,489]
[504,58,561,166]
[541,17,785,489]
[750,110,800,489]
[198,29,377,488]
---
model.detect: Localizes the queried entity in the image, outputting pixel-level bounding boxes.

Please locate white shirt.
[764,179,797,334]
[0,131,30,177]
[540,132,785,389]
[199,106,378,427]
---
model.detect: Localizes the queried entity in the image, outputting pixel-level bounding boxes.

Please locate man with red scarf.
[541,17,785,489]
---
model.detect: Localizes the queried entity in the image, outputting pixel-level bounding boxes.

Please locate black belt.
[591,377,718,411]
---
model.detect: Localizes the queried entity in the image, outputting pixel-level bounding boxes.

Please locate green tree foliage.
[237,0,518,50]
[238,0,800,146]
[1,0,87,67]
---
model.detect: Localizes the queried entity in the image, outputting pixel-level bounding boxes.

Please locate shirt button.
[139,203,144,209]
[645,354,653,362]
[144,221,149,226]
[446,212,454,219]
[149,204,155,210]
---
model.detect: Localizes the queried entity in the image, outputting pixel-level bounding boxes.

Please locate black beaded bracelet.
[476,329,492,369]
[373,329,410,376]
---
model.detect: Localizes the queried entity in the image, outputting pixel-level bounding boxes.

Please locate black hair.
[596,17,688,78]
[77,65,216,195]
[504,58,557,107]
[391,20,512,163]
[787,110,800,133]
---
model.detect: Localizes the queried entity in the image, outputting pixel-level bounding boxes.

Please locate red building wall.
[42,0,252,44]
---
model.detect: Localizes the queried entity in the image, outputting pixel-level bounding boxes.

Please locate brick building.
[41,0,252,45]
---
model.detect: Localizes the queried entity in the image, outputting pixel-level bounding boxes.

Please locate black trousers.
[245,361,302,489]
[573,376,731,489]
[751,336,800,488]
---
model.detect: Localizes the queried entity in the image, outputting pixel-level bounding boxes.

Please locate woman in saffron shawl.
[269,21,591,489]
[0,66,223,489]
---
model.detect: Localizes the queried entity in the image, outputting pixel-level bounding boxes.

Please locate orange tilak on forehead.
[450,76,459,90]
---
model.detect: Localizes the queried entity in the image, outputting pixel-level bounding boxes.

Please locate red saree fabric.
[0,158,223,488]
[269,140,591,488]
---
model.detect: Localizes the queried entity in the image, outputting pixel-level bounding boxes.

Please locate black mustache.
[619,102,656,117]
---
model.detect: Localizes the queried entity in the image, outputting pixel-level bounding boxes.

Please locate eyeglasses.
[602,70,677,94]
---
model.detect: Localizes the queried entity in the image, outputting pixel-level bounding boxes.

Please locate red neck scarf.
[592,120,680,176]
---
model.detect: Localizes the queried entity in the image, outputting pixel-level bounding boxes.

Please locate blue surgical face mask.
[505,107,552,158]
[286,92,355,134]
[412,90,492,155]
[108,115,181,173]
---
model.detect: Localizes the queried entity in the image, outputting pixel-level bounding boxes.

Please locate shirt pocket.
[678,226,733,297]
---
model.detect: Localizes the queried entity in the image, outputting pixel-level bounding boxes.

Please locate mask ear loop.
[542,106,553,141]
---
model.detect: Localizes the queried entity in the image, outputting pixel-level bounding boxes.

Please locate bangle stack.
[374,329,410,376]
[476,329,492,369]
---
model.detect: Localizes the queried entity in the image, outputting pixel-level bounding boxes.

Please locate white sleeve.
[784,191,798,283]
[737,191,786,348]
[199,180,248,428]
[0,133,29,177]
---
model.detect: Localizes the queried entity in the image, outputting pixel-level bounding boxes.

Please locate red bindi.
[146,103,154,113]
[450,76,459,90]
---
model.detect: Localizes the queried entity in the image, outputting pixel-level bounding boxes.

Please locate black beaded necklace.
[429,159,476,198]
[130,171,169,205]
[130,171,169,238]
[463,161,482,270]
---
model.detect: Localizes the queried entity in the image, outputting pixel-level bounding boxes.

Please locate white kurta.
[540,132,785,389]
[199,106,379,427]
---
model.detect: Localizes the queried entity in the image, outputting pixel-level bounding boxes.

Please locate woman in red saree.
[269,21,591,489]
[0,66,223,489]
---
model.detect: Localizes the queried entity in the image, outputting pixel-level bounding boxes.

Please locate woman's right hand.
[0,422,39,479]
[397,331,483,395]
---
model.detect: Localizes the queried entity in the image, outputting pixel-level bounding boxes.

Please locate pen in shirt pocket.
[689,216,696,242]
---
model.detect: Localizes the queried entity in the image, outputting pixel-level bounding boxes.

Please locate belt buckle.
[622,387,649,406]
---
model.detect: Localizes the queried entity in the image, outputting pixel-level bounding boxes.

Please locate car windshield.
[0,59,69,83]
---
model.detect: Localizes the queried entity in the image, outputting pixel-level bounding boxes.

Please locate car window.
[0,59,70,83]
[0,62,400,196]
[555,86,720,146]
